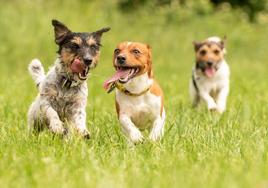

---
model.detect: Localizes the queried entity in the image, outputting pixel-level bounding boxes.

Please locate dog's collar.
[60,75,80,89]
[115,82,151,96]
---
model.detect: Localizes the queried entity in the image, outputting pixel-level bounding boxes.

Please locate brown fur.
[150,80,164,116]
[87,37,97,46]
[195,43,224,64]
[71,37,82,45]
[60,49,77,71]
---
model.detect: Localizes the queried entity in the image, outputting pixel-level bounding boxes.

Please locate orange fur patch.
[150,80,164,117]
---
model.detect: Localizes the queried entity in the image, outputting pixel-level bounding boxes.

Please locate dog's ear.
[92,27,111,42]
[220,35,227,49]
[193,41,203,52]
[52,19,71,45]
[146,44,153,78]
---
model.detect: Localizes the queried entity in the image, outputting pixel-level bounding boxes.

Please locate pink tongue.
[205,68,215,78]
[70,59,85,73]
[103,69,130,91]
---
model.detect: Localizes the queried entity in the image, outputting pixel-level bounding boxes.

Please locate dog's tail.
[28,59,45,87]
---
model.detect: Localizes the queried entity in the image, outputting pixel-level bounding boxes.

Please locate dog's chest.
[116,90,161,129]
[42,83,87,115]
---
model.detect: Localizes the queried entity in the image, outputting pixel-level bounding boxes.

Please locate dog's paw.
[129,130,144,144]
[208,102,217,112]
[81,129,91,139]
[149,130,163,142]
[50,121,65,135]
[215,107,225,114]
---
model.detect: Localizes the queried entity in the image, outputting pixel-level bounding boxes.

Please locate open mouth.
[103,66,140,92]
[204,67,216,78]
[70,59,90,81]
[115,66,140,83]
[78,66,89,80]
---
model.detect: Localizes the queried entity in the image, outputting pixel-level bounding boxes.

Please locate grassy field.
[0,1,268,187]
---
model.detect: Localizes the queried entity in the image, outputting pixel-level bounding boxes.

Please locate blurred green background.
[0,0,268,188]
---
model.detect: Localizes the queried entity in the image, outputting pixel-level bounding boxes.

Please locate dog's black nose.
[207,61,213,67]
[84,58,93,66]
[117,56,126,64]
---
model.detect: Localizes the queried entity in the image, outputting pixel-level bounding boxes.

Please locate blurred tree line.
[117,0,268,22]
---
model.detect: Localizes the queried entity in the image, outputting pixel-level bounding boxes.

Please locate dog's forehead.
[199,42,221,50]
[71,33,96,44]
[117,42,147,51]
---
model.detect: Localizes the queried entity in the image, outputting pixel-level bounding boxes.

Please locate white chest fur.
[195,60,230,92]
[116,73,162,129]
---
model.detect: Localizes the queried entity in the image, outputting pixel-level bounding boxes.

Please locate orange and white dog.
[190,36,230,113]
[104,42,165,143]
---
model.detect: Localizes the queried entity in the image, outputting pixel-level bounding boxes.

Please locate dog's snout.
[117,55,126,64]
[207,61,213,67]
[83,58,93,66]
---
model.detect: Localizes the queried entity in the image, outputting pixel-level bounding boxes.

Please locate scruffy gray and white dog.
[28,19,110,138]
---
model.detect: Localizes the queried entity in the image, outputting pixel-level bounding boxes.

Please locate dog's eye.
[114,49,120,55]
[200,50,207,56]
[67,42,80,50]
[214,49,220,55]
[90,44,99,51]
[132,49,140,55]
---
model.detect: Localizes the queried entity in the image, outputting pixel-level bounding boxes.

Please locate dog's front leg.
[149,114,165,141]
[119,114,143,144]
[44,106,66,134]
[216,85,229,113]
[199,91,217,111]
[69,107,90,139]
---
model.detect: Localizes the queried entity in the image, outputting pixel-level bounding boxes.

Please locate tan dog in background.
[104,42,165,143]
[190,36,230,113]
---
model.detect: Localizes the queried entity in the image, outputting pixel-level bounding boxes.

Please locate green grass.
[1,1,268,187]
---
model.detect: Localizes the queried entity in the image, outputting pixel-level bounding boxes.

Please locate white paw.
[208,102,217,111]
[216,106,225,114]
[149,129,163,141]
[78,129,90,139]
[50,121,65,134]
[129,129,144,144]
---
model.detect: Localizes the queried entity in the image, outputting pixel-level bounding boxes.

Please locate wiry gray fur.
[28,58,89,138]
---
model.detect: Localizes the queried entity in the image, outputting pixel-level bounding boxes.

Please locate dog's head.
[112,41,152,83]
[52,19,110,80]
[193,36,226,78]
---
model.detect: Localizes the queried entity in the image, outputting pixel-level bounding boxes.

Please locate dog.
[103,42,165,143]
[28,19,110,138]
[190,36,230,113]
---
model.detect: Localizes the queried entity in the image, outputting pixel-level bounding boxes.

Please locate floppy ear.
[52,19,71,45]
[147,45,153,78]
[193,41,203,52]
[92,27,111,42]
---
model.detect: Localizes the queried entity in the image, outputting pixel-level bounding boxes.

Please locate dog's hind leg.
[28,101,45,135]
[189,80,200,107]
